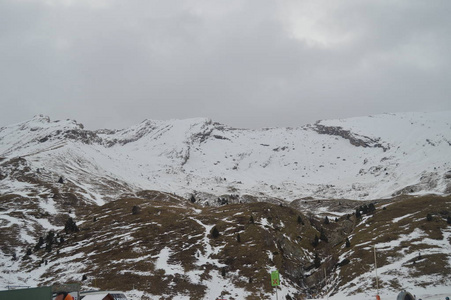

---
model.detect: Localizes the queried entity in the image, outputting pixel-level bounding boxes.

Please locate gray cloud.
[1,0,450,130]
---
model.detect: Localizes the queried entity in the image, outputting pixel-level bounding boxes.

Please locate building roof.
[80,291,127,300]
[80,295,104,300]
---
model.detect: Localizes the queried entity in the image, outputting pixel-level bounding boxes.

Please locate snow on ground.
[0,180,37,197]
[309,293,450,300]
[2,112,451,202]
[1,113,451,299]
[155,247,184,276]
[189,217,227,268]
[392,213,418,223]
[331,223,451,300]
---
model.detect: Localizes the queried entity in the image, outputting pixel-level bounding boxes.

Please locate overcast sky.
[1,0,450,130]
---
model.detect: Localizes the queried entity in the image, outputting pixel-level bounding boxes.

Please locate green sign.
[271,270,280,286]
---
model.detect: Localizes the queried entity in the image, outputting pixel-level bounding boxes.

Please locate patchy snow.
[260,217,270,228]
[189,218,227,268]
[155,247,184,276]
[332,225,451,300]
[1,113,451,299]
[38,197,58,214]
[392,212,418,223]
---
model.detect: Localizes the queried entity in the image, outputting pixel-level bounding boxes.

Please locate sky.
[1,0,450,130]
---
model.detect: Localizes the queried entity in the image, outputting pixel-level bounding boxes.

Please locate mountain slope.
[1,112,450,204]
[1,191,449,299]
[1,112,451,299]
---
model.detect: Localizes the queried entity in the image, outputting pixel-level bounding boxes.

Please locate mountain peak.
[31,114,50,123]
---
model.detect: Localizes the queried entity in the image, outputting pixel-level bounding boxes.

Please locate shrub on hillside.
[337,258,350,267]
[132,205,140,215]
[45,231,57,252]
[23,249,32,260]
[297,215,304,225]
[314,252,321,268]
[34,236,44,251]
[320,228,328,243]
[211,226,220,238]
[355,208,361,218]
[64,217,79,234]
[312,235,319,247]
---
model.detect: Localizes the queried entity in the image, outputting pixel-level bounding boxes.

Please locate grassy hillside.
[1,190,450,299]
[331,195,451,297]
[17,191,324,299]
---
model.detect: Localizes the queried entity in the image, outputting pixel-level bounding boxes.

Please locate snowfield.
[1,112,450,203]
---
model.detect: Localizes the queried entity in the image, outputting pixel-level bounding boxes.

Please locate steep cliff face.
[311,123,390,151]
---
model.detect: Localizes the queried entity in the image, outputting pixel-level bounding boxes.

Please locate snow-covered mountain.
[1,112,450,204]
[1,112,451,299]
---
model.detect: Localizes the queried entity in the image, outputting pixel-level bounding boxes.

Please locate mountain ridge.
[1,112,450,203]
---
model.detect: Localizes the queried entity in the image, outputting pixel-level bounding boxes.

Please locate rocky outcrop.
[311,123,390,151]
